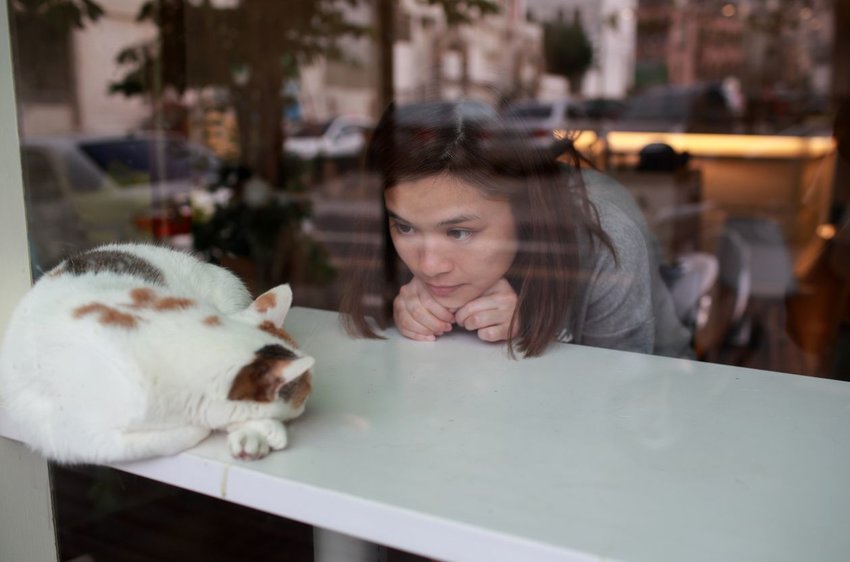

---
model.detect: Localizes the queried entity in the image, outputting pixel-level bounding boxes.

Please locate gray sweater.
[564,169,693,358]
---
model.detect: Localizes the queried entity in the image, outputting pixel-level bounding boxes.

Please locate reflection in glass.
[9,0,847,370]
[5,0,850,557]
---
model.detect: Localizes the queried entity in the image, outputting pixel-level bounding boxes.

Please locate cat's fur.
[0,243,314,464]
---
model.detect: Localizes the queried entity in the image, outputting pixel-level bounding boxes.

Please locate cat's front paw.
[227,420,287,460]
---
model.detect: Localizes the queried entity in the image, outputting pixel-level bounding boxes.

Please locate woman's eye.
[448,229,472,241]
[392,222,413,235]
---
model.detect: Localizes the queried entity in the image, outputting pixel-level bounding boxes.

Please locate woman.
[340,101,691,359]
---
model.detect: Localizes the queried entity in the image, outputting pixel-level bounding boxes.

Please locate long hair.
[340,100,614,357]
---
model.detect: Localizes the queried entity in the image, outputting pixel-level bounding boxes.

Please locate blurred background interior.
[7,0,850,559]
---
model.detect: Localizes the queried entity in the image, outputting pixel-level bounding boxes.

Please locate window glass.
[566,103,585,118]
[21,148,62,202]
[65,150,107,194]
[290,121,333,138]
[5,0,849,559]
[457,100,499,119]
[337,125,360,137]
[77,138,216,185]
[8,3,843,385]
[505,102,555,119]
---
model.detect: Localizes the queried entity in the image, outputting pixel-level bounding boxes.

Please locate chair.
[717,217,796,368]
[693,227,751,360]
[665,252,720,332]
[725,217,795,299]
[717,226,751,331]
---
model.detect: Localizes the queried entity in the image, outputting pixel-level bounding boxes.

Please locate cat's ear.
[283,356,314,380]
[228,352,315,403]
[245,284,293,328]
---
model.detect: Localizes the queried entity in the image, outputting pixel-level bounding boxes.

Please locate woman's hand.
[393,278,455,341]
[454,278,518,343]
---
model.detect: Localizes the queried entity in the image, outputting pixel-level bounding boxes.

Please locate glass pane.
[22,148,63,202]
[5,0,849,558]
[65,150,108,194]
[78,137,218,185]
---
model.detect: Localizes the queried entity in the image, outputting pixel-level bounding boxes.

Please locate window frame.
[0,1,58,560]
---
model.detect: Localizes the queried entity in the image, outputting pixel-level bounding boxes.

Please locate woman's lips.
[426,283,461,297]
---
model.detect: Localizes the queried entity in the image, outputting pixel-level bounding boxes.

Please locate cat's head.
[219,284,314,411]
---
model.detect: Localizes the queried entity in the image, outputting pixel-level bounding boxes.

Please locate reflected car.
[500,98,588,152]
[619,83,737,133]
[490,98,588,158]
[387,99,500,150]
[22,133,219,271]
[577,97,626,121]
[362,99,500,167]
[395,99,499,124]
[284,115,373,161]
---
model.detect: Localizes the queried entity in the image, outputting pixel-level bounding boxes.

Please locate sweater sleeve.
[580,209,655,354]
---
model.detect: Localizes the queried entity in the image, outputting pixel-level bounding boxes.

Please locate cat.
[0,243,314,464]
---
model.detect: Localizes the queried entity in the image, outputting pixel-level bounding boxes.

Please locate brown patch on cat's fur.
[228,345,296,403]
[154,297,195,311]
[128,288,194,311]
[73,303,140,329]
[254,293,277,312]
[130,288,157,307]
[203,315,221,326]
[278,371,312,407]
[258,321,298,347]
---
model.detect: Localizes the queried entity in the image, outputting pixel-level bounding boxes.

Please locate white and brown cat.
[0,243,314,464]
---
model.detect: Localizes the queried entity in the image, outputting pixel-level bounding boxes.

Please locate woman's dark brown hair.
[340,100,614,357]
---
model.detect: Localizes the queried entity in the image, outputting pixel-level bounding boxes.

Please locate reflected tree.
[542,10,593,95]
[109,0,501,183]
[110,0,368,187]
[104,0,501,295]
[10,0,104,110]
[104,1,371,294]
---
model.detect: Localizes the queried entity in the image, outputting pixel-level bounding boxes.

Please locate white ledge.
[3,307,850,562]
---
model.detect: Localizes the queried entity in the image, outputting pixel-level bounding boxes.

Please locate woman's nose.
[419,239,452,277]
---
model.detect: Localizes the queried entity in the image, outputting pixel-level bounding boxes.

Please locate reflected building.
[737,0,834,98]
[635,0,744,89]
[393,0,543,105]
[296,2,378,121]
[634,0,671,88]
[296,0,545,117]
[635,0,834,101]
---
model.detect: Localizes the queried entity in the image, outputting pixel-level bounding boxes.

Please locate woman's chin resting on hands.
[394,277,519,343]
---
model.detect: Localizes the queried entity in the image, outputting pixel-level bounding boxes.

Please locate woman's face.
[385,174,519,311]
